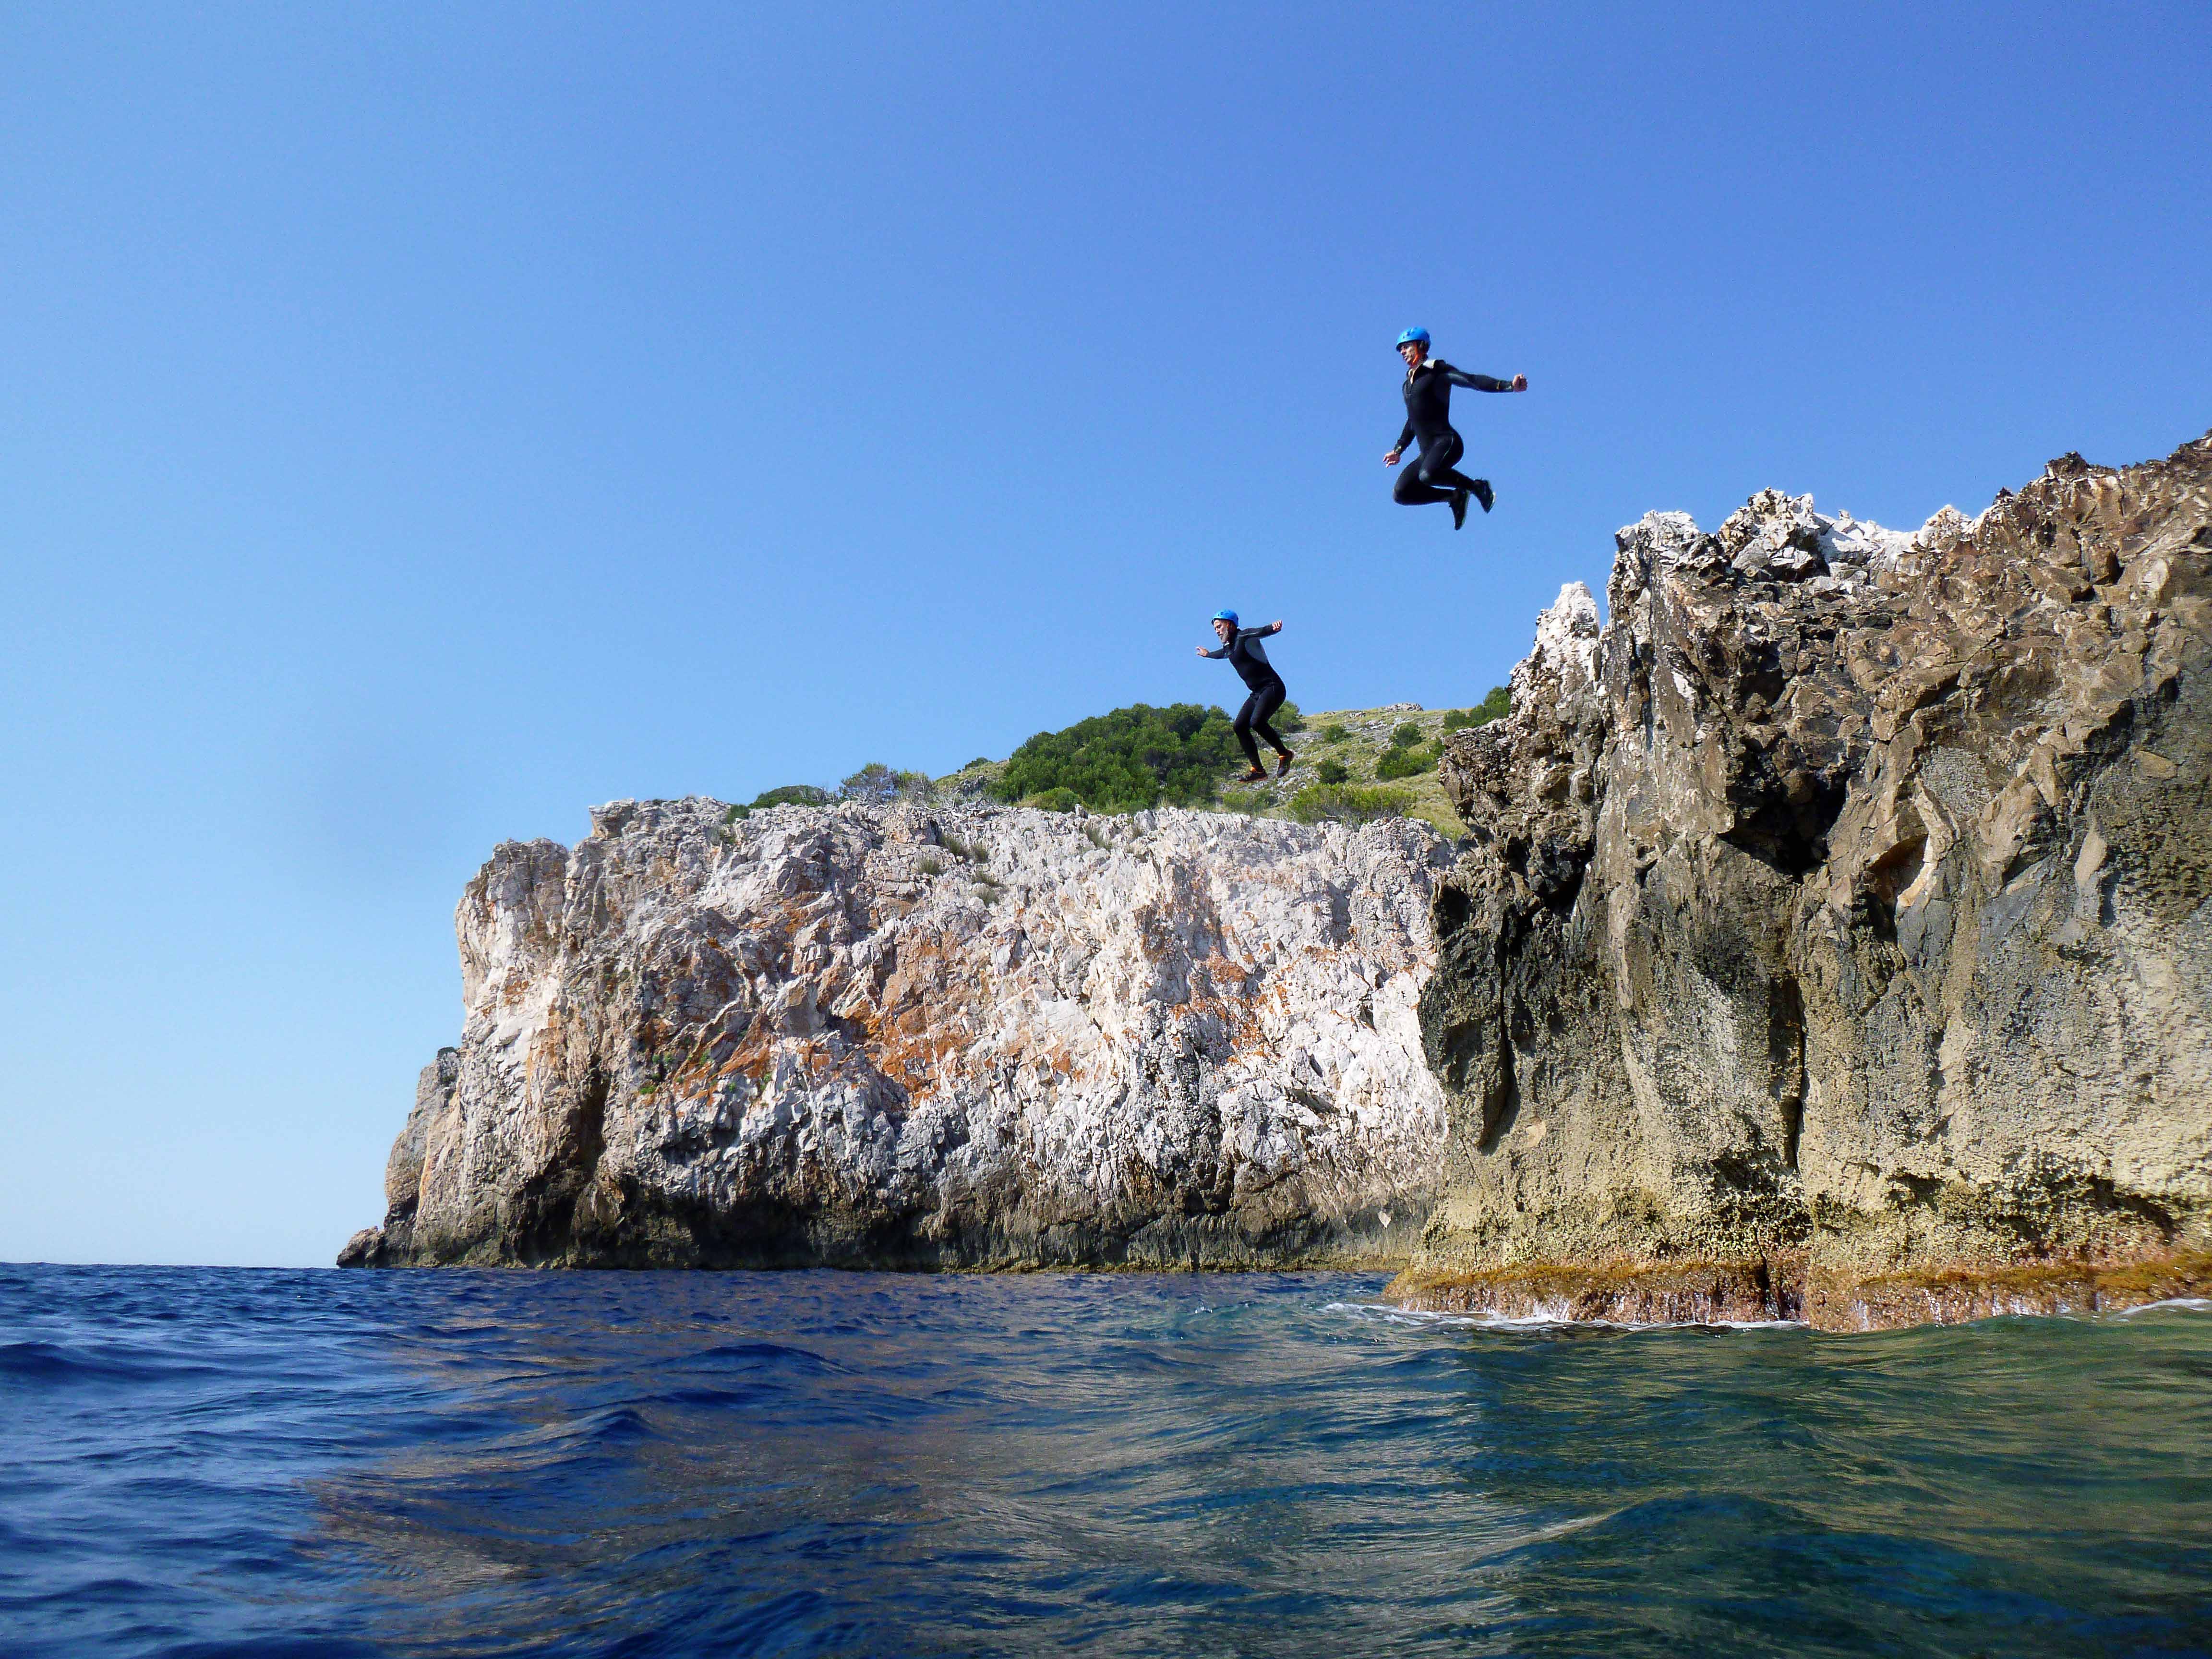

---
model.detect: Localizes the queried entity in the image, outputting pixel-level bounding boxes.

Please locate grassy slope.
[938,701,1479,837]
[1223,704,1468,836]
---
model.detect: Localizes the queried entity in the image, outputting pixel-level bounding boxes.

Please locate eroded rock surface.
[1396,434,2212,1328]
[341,805,1451,1269]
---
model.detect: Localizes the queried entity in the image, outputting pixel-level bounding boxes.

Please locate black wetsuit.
[1202,625,1289,767]
[1393,358,1511,506]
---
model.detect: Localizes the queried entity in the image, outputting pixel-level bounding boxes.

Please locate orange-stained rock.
[341,803,1453,1268]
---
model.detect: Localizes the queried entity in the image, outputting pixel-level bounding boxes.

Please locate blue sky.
[3,4,2207,1266]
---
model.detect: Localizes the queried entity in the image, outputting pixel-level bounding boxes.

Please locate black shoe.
[1450,488,1469,530]
[1275,751,1295,779]
[1472,479,1495,514]
[1238,767,1269,783]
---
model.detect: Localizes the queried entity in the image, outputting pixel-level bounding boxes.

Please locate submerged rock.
[341,805,1452,1269]
[1395,433,2212,1329]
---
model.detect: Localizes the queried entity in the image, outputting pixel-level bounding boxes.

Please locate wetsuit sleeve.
[1395,415,1415,453]
[1442,366,1511,392]
[1200,645,1230,659]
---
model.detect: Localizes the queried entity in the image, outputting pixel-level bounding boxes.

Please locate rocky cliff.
[1394,433,2212,1328]
[341,804,1452,1269]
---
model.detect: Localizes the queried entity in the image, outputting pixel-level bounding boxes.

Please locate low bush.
[1317,723,1349,745]
[1441,686,1511,732]
[750,784,833,809]
[1216,784,1270,817]
[1286,782,1414,825]
[1374,744,1437,781]
[840,764,931,804]
[1022,787,1081,813]
[993,702,1242,813]
[1388,721,1425,749]
[1316,758,1349,785]
[1275,700,1306,733]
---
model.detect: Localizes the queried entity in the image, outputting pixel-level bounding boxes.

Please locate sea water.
[2,1264,2208,1657]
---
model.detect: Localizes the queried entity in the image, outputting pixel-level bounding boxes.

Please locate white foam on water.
[1318,1300,1806,1334]
[2111,1297,2212,1319]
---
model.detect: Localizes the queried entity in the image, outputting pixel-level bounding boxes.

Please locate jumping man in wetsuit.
[1197,611,1295,781]
[1384,326,1527,529]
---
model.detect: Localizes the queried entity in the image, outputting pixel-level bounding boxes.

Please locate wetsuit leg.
[1236,680,1289,764]
[1416,431,1485,495]
[1394,456,1455,507]
[1395,431,1484,506]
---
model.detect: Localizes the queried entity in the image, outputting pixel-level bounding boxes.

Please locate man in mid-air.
[1196,611,1295,781]
[1384,327,1527,529]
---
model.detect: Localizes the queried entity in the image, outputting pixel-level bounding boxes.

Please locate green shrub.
[1022,787,1081,813]
[1317,723,1349,745]
[992,702,1242,813]
[1217,784,1271,817]
[839,764,932,804]
[965,757,992,770]
[1287,782,1414,825]
[1374,744,1437,781]
[1275,700,1306,733]
[750,784,832,809]
[1316,758,1349,785]
[1441,686,1512,732]
[1389,721,1425,749]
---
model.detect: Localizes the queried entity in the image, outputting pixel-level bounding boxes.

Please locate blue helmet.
[1213,609,1238,626]
[1395,326,1430,350]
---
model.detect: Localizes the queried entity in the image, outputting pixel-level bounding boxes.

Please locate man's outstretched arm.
[1443,366,1527,393]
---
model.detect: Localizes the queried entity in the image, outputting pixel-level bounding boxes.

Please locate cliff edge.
[1393,433,2212,1328]
[341,805,1451,1269]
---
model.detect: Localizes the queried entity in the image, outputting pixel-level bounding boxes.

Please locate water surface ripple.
[2,1265,2208,1656]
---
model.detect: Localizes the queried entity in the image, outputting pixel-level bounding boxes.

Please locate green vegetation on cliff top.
[739,686,1507,836]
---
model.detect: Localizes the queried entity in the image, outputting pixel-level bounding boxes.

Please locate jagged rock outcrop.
[1395,433,2212,1328]
[341,804,1452,1269]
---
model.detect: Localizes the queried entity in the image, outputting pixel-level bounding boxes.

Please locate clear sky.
[3,4,2207,1267]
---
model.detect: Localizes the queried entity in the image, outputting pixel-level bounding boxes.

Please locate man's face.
[1399,342,1425,368]
[1214,618,1235,642]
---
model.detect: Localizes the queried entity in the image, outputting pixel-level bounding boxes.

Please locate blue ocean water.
[2,1265,2208,1658]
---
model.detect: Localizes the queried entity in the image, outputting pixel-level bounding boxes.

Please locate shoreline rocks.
[344,429,2212,1334]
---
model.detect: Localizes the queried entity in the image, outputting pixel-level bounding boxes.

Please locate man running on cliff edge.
[1384,327,1527,529]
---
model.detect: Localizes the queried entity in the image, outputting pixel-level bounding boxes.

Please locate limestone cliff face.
[341,804,1451,1269]
[1396,434,2212,1327]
